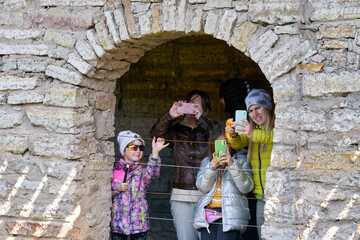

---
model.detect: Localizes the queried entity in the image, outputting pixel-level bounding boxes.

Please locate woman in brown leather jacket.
[150,89,215,240]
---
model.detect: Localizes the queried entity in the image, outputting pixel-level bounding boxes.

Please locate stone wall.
[0,0,359,239]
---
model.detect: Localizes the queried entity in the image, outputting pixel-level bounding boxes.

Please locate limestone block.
[274,102,300,130]
[216,10,237,42]
[4,0,27,10]
[299,107,328,132]
[271,145,298,168]
[0,12,23,25]
[8,91,44,104]
[310,0,360,21]
[317,24,356,39]
[176,0,186,32]
[152,5,161,33]
[94,110,115,140]
[75,40,97,61]
[297,181,346,204]
[297,63,324,73]
[330,108,360,132]
[189,0,206,3]
[132,2,150,14]
[104,11,121,46]
[203,0,232,10]
[272,74,300,103]
[86,28,106,58]
[204,11,219,35]
[113,9,131,41]
[2,58,17,71]
[138,11,152,36]
[303,72,360,97]
[163,0,177,32]
[230,20,258,52]
[322,40,348,49]
[305,151,359,170]
[0,29,43,39]
[30,134,97,159]
[0,108,23,129]
[26,107,94,134]
[122,0,141,38]
[28,8,94,29]
[68,52,92,75]
[258,36,316,82]
[0,180,5,198]
[273,129,297,145]
[265,200,295,223]
[95,20,118,52]
[98,141,115,156]
[44,86,88,108]
[262,224,297,240]
[233,0,248,12]
[0,76,39,90]
[91,93,116,111]
[5,220,79,238]
[274,23,298,35]
[0,43,47,55]
[46,65,83,86]
[248,0,300,25]
[48,46,70,60]
[247,29,278,63]
[44,31,76,48]
[17,58,47,72]
[187,6,203,33]
[91,59,130,71]
[0,135,28,154]
[38,0,106,6]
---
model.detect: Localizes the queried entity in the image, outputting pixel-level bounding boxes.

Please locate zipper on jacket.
[256,125,265,198]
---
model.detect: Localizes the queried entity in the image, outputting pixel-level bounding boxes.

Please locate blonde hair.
[247,107,275,163]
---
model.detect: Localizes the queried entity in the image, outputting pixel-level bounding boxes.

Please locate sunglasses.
[127,145,145,151]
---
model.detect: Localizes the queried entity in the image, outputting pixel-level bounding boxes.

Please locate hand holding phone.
[215,140,227,162]
[235,110,247,133]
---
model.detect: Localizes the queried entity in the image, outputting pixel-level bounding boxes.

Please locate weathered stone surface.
[5,220,80,238]
[152,4,162,33]
[75,40,97,61]
[0,76,39,90]
[0,93,6,104]
[322,40,348,49]
[4,0,27,11]
[104,11,121,46]
[28,8,94,30]
[203,0,232,10]
[162,0,176,32]
[0,43,48,55]
[94,110,115,140]
[305,151,359,170]
[271,145,298,168]
[44,31,76,48]
[0,108,23,129]
[113,8,131,41]
[30,134,97,159]
[330,108,360,132]
[275,102,300,130]
[230,20,258,52]
[258,36,316,82]
[233,0,248,12]
[216,10,237,42]
[122,0,141,38]
[0,135,28,154]
[176,0,186,32]
[204,11,219,35]
[46,65,83,86]
[317,24,356,39]
[249,0,300,24]
[0,12,23,25]
[8,91,44,104]
[303,72,360,96]
[274,23,298,35]
[38,0,106,6]
[44,86,89,108]
[310,0,360,21]
[0,29,43,39]
[26,107,94,134]
[17,58,48,72]
[90,93,116,111]
[86,28,106,57]
[187,5,202,33]
[297,63,324,73]
[68,52,92,75]
[138,11,152,36]
[247,28,279,63]
[95,20,117,52]
[272,73,301,103]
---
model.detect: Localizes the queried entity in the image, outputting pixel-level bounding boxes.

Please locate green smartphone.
[215,140,227,162]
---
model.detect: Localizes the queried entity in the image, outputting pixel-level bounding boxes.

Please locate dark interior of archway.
[112,34,270,239]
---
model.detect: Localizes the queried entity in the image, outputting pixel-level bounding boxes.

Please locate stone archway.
[1,1,359,239]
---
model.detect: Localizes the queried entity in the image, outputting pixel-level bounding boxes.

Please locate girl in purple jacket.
[111,130,168,240]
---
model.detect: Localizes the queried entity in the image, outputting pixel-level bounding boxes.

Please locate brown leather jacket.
[150,112,215,190]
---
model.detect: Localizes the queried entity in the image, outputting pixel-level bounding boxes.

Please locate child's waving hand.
[152,137,169,158]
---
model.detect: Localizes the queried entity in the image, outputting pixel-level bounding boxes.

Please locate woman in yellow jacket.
[226,88,274,239]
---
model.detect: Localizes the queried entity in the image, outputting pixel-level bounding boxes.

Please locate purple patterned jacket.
[111,155,161,235]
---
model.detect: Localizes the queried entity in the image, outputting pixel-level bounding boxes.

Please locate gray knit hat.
[245,88,272,111]
[117,130,145,155]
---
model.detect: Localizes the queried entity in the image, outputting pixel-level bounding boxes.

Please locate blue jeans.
[171,200,200,240]
[200,218,240,240]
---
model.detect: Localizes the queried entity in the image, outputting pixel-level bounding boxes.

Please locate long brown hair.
[247,107,275,163]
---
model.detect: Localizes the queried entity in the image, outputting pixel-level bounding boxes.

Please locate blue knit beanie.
[245,89,272,111]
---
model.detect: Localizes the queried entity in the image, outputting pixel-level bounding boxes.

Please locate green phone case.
[215,140,227,162]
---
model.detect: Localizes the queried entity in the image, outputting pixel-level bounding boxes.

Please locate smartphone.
[215,140,227,162]
[176,102,195,114]
[235,110,247,133]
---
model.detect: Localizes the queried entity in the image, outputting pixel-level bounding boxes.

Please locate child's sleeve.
[111,161,121,192]
[228,153,254,194]
[142,154,161,186]
[195,157,217,194]
[252,129,274,144]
